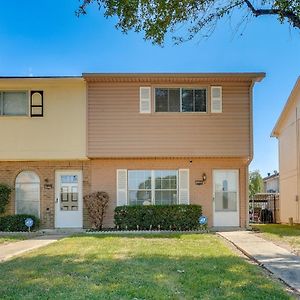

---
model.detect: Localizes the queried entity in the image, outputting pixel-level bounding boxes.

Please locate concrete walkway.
[0,235,66,262]
[218,231,300,293]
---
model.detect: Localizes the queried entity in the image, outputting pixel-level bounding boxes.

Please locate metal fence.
[249,193,280,224]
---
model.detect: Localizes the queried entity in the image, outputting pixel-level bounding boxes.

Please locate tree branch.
[243,0,300,28]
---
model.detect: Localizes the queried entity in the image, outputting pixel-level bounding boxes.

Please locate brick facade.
[0,158,248,229]
[91,158,248,228]
[0,160,91,229]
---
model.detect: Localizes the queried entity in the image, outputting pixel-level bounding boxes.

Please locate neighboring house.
[263,172,279,193]
[0,77,88,228]
[272,77,300,224]
[0,73,265,229]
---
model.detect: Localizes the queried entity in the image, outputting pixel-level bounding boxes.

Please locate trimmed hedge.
[0,214,40,232]
[114,204,202,230]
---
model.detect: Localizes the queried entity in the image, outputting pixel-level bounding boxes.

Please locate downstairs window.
[15,171,40,217]
[128,170,178,205]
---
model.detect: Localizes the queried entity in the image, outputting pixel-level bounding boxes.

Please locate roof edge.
[271,76,300,137]
[263,173,279,181]
[83,72,265,82]
[0,72,266,81]
[0,76,83,80]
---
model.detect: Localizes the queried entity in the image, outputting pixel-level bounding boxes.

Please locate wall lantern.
[195,173,207,185]
[44,178,53,189]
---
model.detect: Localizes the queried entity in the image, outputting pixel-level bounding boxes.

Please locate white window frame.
[154,87,208,113]
[128,170,152,205]
[181,87,208,113]
[127,170,179,205]
[15,170,41,218]
[152,170,179,205]
[0,90,30,117]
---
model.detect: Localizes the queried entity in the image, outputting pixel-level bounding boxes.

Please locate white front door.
[213,170,239,227]
[55,171,83,228]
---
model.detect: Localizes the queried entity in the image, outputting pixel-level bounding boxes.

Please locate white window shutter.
[117,169,127,206]
[140,87,151,113]
[179,169,189,205]
[211,86,222,113]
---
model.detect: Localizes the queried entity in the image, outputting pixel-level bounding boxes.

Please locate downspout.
[249,81,255,164]
[296,107,300,223]
[246,80,255,228]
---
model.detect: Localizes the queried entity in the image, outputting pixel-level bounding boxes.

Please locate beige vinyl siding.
[87,81,251,158]
[277,85,300,223]
[0,78,86,160]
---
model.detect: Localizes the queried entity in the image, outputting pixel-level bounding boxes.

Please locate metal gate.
[249,193,279,224]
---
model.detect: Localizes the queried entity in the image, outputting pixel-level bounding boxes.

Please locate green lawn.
[0,234,293,300]
[252,224,300,254]
[0,234,28,245]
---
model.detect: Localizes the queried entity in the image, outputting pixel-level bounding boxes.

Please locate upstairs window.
[155,88,207,113]
[0,91,28,116]
[30,91,44,117]
[182,89,206,112]
[155,88,180,112]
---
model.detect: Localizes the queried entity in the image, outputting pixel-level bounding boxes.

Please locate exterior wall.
[0,158,248,229]
[0,78,86,160]
[90,158,248,228]
[277,88,300,223]
[263,176,279,193]
[87,80,252,158]
[0,74,258,229]
[0,160,91,228]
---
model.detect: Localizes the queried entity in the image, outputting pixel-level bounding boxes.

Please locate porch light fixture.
[195,173,207,185]
[44,178,53,189]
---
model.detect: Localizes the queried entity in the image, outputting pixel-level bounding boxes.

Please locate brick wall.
[91,158,248,228]
[0,158,248,229]
[0,160,91,228]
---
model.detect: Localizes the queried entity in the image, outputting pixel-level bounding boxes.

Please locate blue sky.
[0,0,299,177]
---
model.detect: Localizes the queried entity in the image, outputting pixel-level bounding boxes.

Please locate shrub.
[0,184,12,214]
[114,204,202,231]
[84,191,110,230]
[0,214,40,232]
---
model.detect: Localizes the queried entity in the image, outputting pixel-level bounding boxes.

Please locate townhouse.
[272,77,300,224]
[0,73,265,228]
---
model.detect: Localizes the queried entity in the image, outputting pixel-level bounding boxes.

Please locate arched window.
[15,171,40,217]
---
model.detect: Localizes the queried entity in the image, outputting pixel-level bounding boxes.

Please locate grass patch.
[0,234,28,245]
[252,224,300,254]
[0,234,293,299]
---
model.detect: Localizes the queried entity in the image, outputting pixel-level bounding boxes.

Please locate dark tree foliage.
[0,184,12,214]
[77,0,300,45]
[249,170,264,198]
